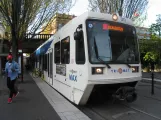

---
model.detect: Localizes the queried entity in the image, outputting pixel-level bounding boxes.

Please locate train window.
[50,51,53,78]
[47,53,49,75]
[42,55,44,70]
[39,55,41,64]
[76,32,85,64]
[35,56,37,68]
[39,55,42,69]
[44,54,47,70]
[54,41,60,63]
[61,37,70,64]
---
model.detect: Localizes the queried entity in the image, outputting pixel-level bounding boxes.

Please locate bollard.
[151,71,154,95]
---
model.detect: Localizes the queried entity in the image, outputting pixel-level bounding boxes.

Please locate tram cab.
[33,12,141,105]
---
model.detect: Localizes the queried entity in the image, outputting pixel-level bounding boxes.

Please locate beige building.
[41,13,76,34]
[0,22,5,38]
[135,26,150,40]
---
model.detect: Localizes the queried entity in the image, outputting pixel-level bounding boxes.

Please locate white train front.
[31,12,142,105]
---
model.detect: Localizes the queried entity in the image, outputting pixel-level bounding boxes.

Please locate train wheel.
[126,92,137,103]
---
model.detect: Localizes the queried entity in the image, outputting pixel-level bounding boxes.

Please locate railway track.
[77,82,161,120]
[78,99,161,120]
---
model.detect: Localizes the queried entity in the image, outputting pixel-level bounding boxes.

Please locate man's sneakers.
[8,98,12,104]
[8,92,19,104]
[13,91,19,98]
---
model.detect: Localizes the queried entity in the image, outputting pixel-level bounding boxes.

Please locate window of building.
[58,23,65,30]
[54,41,60,63]
[61,37,70,64]
[76,33,85,64]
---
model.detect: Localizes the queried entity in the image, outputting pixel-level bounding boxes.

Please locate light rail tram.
[30,12,142,105]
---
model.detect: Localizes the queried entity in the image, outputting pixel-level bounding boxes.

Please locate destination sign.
[103,24,124,32]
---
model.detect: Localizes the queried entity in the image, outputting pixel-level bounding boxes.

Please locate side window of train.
[75,26,85,64]
[61,37,70,64]
[54,41,60,63]
[44,54,47,70]
[35,56,38,68]
[42,55,45,70]
[42,54,47,70]
[47,53,49,73]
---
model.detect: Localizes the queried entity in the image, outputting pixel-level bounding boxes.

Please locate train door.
[49,48,53,85]
[54,41,60,82]
[54,37,70,86]
[46,52,49,83]
[46,51,51,83]
[43,54,48,81]
[59,37,70,85]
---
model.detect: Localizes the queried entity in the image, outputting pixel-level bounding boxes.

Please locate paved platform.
[0,73,61,120]
[29,73,91,120]
[142,72,161,80]
[142,72,161,84]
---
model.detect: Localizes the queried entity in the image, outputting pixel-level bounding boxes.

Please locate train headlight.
[131,66,139,73]
[92,67,103,74]
[112,14,118,21]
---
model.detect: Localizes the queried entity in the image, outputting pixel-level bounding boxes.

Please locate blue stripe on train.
[36,40,53,56]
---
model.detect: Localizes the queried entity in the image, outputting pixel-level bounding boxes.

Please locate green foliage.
[149,14,161,38]
[150,34,160,40]
[143,52,158,62]
[139,39,161,68]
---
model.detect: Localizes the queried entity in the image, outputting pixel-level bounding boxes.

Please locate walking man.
[5,55,19,104]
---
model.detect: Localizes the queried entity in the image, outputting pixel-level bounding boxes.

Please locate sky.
[144,0,161,27]
[69,0,161,28]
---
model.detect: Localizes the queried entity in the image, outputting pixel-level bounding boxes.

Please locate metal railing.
[25,34,52,40]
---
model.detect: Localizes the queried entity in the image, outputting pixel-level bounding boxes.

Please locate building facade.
[135,26,150,40]
[41,13,76,34]
[0,22,10,74]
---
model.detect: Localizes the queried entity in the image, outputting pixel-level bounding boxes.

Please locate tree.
[0,0,76,61]
[150,14,161,38]
[139,39,161,69]
[88,0,148,26]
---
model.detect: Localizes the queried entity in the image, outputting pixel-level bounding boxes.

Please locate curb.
[141,78,161,85]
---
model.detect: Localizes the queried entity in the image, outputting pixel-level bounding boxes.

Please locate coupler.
[112,86,137,103]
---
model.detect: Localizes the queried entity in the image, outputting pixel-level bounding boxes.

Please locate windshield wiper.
[94,37,111,69]
[126,64,131,68]
[111,60,131,68]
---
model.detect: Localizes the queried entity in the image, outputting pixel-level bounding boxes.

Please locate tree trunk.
[11,0,18,62]
[12,30,18,62]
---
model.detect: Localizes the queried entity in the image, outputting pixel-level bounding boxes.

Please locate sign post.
[151,62,155,95]
[18,49,23,82]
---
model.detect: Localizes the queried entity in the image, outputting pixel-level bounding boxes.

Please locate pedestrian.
[5,55,19,104]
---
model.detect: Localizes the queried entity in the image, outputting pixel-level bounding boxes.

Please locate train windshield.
[86,20,140,64]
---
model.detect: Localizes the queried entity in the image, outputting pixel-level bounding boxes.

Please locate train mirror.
[74,30,83,40]
[74,24,83,41]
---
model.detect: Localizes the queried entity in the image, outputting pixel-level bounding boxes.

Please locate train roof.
[34,11,134,55]
[73,11,134,25]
